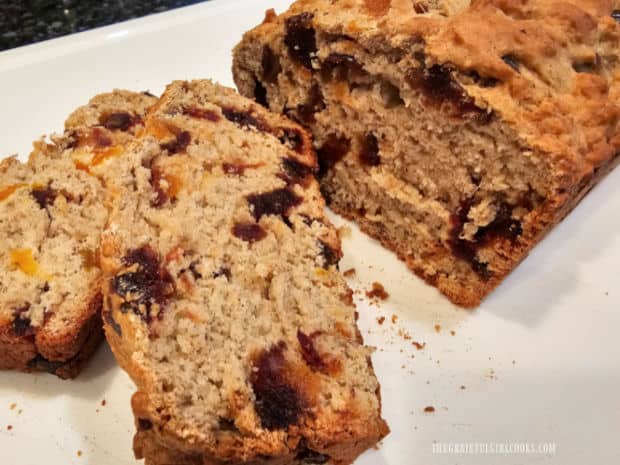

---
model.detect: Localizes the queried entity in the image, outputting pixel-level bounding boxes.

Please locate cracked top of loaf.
[261,0,620,184]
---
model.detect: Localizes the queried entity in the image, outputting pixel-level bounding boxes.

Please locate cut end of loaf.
[233,0,620,307]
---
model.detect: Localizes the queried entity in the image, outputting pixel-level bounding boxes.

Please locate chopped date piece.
[297,330,325,372]
[407,65,492,122]
[280,157,316,186]
[317,134,351,175]
[112,245,174,323]
[359,133,381,166]
[182,107,220,122]
[254,79,269,107]
[284,13,317,69]
[279,127,305,153]
[250,342,303,430]
[31,186,57,209]
[247,188,302,222]
[222,107,269,132]
[232,223,267,243]
[293,84,326,125]
[448,198,524,278]
[161,130,191,155]
[262,46,282,83]
[501,55,520,72]
[318,240,340,268]
[101,112,134,131]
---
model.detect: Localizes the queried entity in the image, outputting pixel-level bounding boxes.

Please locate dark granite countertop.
[1,0,208,52]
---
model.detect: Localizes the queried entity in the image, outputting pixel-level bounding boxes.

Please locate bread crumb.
[377,316,386,325]
[77,450,83,457]
[9,403,16,410]
[412,341,426,350]
[460,385,466,390]
[337,225,352,239]
[366,282,389,300]
[7,425,12,430]
[423,406,435,413]
[101,399,106,406]
[391,314,398,324]
[343,268,356,278]
[434,324,441,333]
[450,330,456,336]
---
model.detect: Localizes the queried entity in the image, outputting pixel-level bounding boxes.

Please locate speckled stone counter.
[1,0,207,51]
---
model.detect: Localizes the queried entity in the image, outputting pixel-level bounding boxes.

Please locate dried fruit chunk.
[161,131,191,155]
[0,183,27,202]
[10,249,39,277]
[359,133,381,166]
[31,186,57,209]
[407,65,492,122]
[262,46,282,83]
[250,342,302,430]
[100,112,137,131]
[318,241,341,268]
[284,13,317,69]
[280,157,316,186]
[317,134,351,175]
[222,107,269,132]
[112,246,174,322]
[182,107,221,122]
[294,85,326,124]
[247,188,302,221]
[232,223,267,243]
[448,199,524,279]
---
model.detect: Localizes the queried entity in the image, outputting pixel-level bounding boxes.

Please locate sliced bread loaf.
[233,0,620,307]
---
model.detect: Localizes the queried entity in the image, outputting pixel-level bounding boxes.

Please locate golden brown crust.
[0,294,103,379]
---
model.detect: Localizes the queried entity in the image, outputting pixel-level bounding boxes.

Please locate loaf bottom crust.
[133,424,383,465]
[0,295,103,379]
[324,150,620,307]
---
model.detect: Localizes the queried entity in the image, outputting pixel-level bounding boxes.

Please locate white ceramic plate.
[1,1,619,464]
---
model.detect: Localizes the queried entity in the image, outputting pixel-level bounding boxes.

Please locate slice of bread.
[101,80,388,464]
[0,90,156,379]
